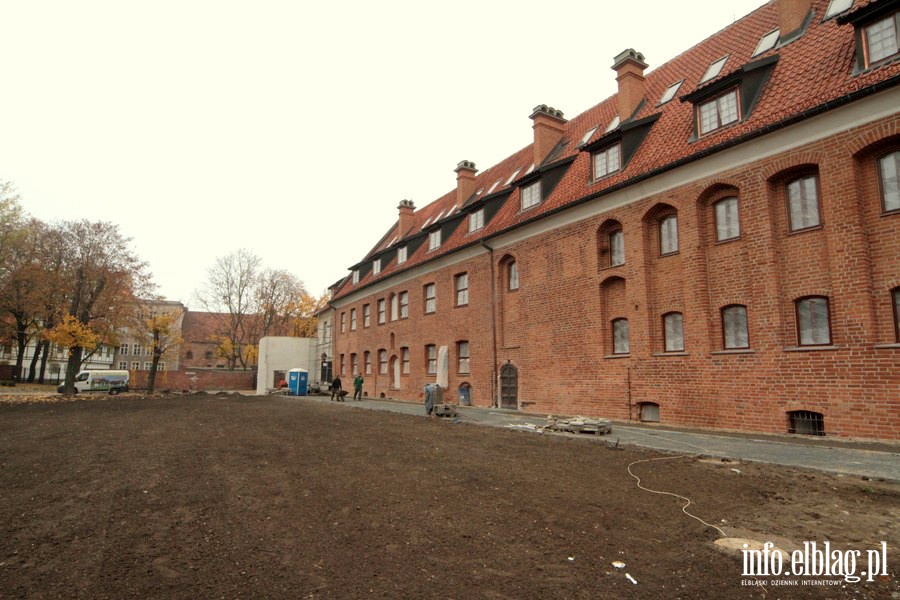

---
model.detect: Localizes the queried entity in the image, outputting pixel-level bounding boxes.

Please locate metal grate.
[788,410,825,436]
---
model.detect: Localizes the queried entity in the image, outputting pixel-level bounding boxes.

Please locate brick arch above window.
[642,202,679,256]
[697,183,741,244]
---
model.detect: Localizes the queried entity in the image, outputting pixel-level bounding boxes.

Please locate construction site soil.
[0,393,897,599]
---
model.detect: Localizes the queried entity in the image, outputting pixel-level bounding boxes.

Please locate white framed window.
[397,246,407,264]
[379,349,388,374]
[351,353,358,375]
[609,229,625,267]
[426,345,437,375]
[428,229,441,251]
[658,80,684,105]
[372,258,381,275]
[722,305,750,349]
[521,181,542,210]
[663,312,685,352]
[455,273,469,306]
[340,312,346,333]
[119,344,129,356]
[698,89,739,135]
[457,341,470,373]
[825,0,853,18]
[363,304,371,327]
[700,56,728,83]
[364,351,371,375]
[378,298,386,324]
[401,347,410,374]
[508,261,519,291]
[593,145,621,179]
[350,308,357,331]
[118,361,127,369]
[714,197,741,241]
[660,215,679,255]
[796,297,831,346]
[399,291,409,319]
[424,283,436,314]
[352,269,359,284]
[863,12,899,65]
[143,362,152,370]
[787,175,821,231]
[157,362,166,371]
[879,151,900,213]
[612,319,630,354]
[131,361,140,370]
[469,209,484,232]
[753,29,780,56]
[390,294,398,321]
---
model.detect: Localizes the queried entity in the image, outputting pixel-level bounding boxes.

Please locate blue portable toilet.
[287,368,308,396]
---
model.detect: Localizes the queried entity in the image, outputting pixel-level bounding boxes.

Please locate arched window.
[612,318,630,354]
[879,150,900,213]
[598,219,625,268]
[892,287,900,343]
[721,305,749,349]
[713,196,741,241]
[795,296,831,346]
[787,175,821,231]
[663,312,685,352]
[659,213,679,255]
[508,261,519,290]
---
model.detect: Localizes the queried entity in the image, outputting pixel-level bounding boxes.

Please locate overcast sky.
[1,0,768,305]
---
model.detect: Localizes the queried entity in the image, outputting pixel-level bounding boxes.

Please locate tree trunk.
[62,346,83,395]
[14,331,26,382]
[37,340,50,384]
[148,352,160,393]
[26,341,43,382]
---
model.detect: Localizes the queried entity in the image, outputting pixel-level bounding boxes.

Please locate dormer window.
[593,144,621,180]
[863,11,899,65]
[352,269,360,284]
[428,229,441,251]
[658,80,683,105]
[372,258,381,275]
[698,89,740,135]
[521,181,542,210]
[397,246,407,264]
[700,56,728,83]
[469,208,484,233]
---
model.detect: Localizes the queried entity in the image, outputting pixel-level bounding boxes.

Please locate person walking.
[331,376,343,401]
[353,374,364,401]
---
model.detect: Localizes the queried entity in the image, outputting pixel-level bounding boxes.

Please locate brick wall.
[333,115,900,440]
[128,368,256,392]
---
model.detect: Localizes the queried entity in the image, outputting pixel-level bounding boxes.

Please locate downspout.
[481,241,499,408]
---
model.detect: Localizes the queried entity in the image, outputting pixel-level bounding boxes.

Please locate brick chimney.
[454,160,478,208]
[778,0,811,38]
[397,199,415,236]
[612,49,648,122]
[529,105,567,167]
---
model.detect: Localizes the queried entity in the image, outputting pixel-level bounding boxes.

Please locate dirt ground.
[0,393,897,599]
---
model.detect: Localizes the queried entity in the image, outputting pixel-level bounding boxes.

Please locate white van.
[57,370,130,394]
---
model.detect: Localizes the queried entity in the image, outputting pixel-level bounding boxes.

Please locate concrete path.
[297,394,900,483]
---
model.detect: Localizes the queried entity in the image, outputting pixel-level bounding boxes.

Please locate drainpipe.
[481,240,499,408]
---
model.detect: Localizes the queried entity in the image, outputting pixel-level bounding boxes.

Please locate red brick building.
[330,0,900,439]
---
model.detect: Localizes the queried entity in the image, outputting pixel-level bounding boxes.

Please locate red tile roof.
[334,0,900,301]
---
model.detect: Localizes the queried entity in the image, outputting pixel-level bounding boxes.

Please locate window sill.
[599,263,625,271]
[652,352,689,357]
[873,343,900,349]
[714,236,741,245]
[783,345,841,352]
[787,224,823,236]
[710,349,755,355]
[659,251,680,258]
[604,353,631,359]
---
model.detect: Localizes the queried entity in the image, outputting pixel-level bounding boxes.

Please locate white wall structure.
[256,336,318,395]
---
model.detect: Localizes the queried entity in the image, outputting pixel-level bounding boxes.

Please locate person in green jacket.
[353,374,364,400]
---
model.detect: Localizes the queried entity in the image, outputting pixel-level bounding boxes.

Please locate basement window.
[753,29,780,56]
[658,80,683,105]
[700,56,728,83]
[788,410,825,436]
[639,402,660,423]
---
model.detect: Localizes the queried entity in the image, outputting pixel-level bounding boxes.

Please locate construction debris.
[433,404,458,418]
[545,415,612,435]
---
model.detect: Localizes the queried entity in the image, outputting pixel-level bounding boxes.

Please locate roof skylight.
[580,126,599,146]
[388,236,398,246]
[658,80,684,105]
[505,168,522,186]
[700,56,728,83]
[525,163,535,175]
[825,0,853,18]
[487,179,501,194]
[421,216,433,230]
[435,209,446,222]
[605,115,620,133]
[753,29,780,56]
[476,187,484,196]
